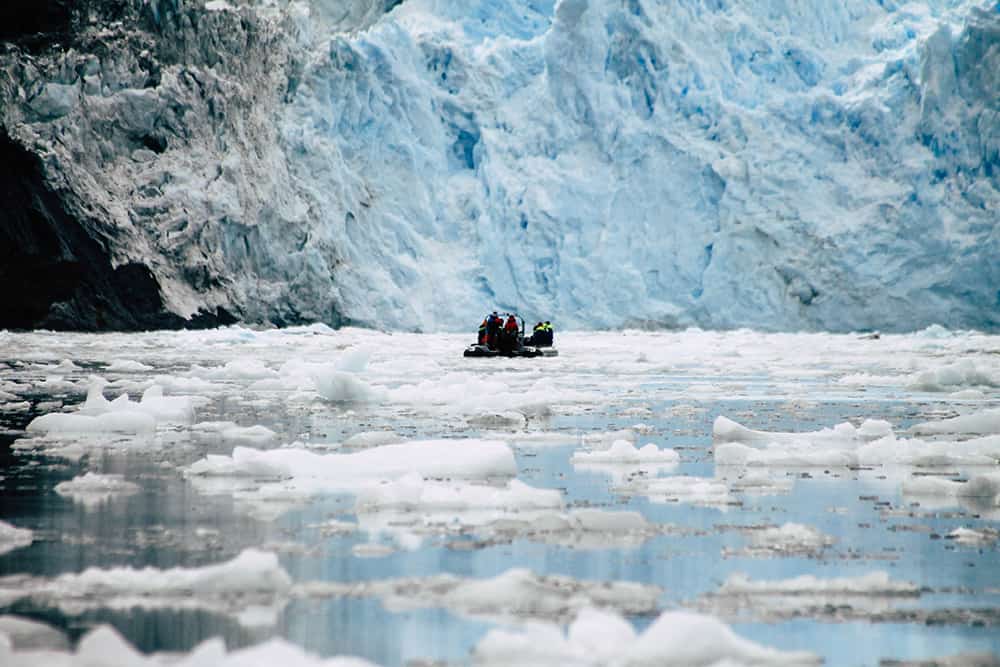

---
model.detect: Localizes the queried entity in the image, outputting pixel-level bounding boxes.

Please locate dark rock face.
[0,0,314,331]
[0,130,234,330]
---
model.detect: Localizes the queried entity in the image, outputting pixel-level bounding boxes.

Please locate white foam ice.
[0,521,33,556]
[0,625,379,667]
[54,473,140,506]
[718,571,919,596]
[473,606,820,666]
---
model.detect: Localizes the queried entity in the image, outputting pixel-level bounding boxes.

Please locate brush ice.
[0,521,32,556]
[571,440,679,464]
[627,476,736,508]
[105,360,154,372]
[857,434,1000,466]
[908,360,1000,392]
[54,473,140,506]
[474,606,819,666]
[718,572,919,596]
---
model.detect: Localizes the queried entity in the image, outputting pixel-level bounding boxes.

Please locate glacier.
[0,0,998,331]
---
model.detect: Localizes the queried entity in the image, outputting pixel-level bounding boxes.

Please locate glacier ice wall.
[284,0,1000,331]
[1,0,998,331]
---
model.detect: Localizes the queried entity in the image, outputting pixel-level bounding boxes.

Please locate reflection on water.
[1,328,999,665]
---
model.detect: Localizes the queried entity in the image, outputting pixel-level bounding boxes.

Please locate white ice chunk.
[718,571,919,596]
[185,439,517,489]
[192,421,277,443]
[0,615,68,651]
[356,474,562,512]
[54,473,140,506]
[571,440,679,464]
[0,521,33,556]
[908,359,999,392]
[474,606,819,666]
[910,408,1000,436]
[901,472,1000,500]
[0,549,291,617]
[106,360,154,372]
[343,431,404,447]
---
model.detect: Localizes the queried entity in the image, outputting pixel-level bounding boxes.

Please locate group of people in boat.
[476,312,554,353]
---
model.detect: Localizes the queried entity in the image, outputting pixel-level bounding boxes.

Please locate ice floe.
[356,473,563,512]
[191,421,277,443]
[717,571,919,596]
[473,606,820,666]
[54,473,140,506]
[0,625,379,667]
[910,408,1000,436]
[185,439,516,488]
[0,521,33,556]
[299,568,661,622]
[0,549,290,618]
[731,523,836,557]
[571,440,679,464]
[0,616,68,651]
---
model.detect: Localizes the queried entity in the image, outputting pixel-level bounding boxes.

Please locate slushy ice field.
[0,326,999,666]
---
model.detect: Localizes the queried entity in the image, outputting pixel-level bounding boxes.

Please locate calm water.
[1,327,998,666]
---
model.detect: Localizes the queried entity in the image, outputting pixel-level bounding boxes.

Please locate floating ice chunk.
[192,421,277,443]
[313,371,380,402]
[725,470,795,495]
[194,359,279,381]
[106,360,154,372]
[343,431,404,447]
[715,442,858,467]
[467,411,528,430]
[26,411,156,436]
[946,527,999,545]
[910,408,1000,436]
[54,472,140,506]
[857,434,1000,466]
[315,569,662,622]
[629,476,736,507]
[571,440,679,464]
[356,474,562,512]
[185,439,517,487]
[0,402,30,412]
[949,389,986,400]
[908,359,999,391]
[0,615,68,650]
[743,523,835,556]
[0,521,32,556]
[714,416,888,445]
[473,606,820,666]
[0,623,380,667]
[205,0,234,10]
[0,549,291,617]
[718,571,919,596]
[901,473,1000,500]
[134,385,195,423]
[581,428,637,450]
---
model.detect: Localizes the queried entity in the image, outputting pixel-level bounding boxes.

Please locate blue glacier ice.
[279,0,1000,331]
